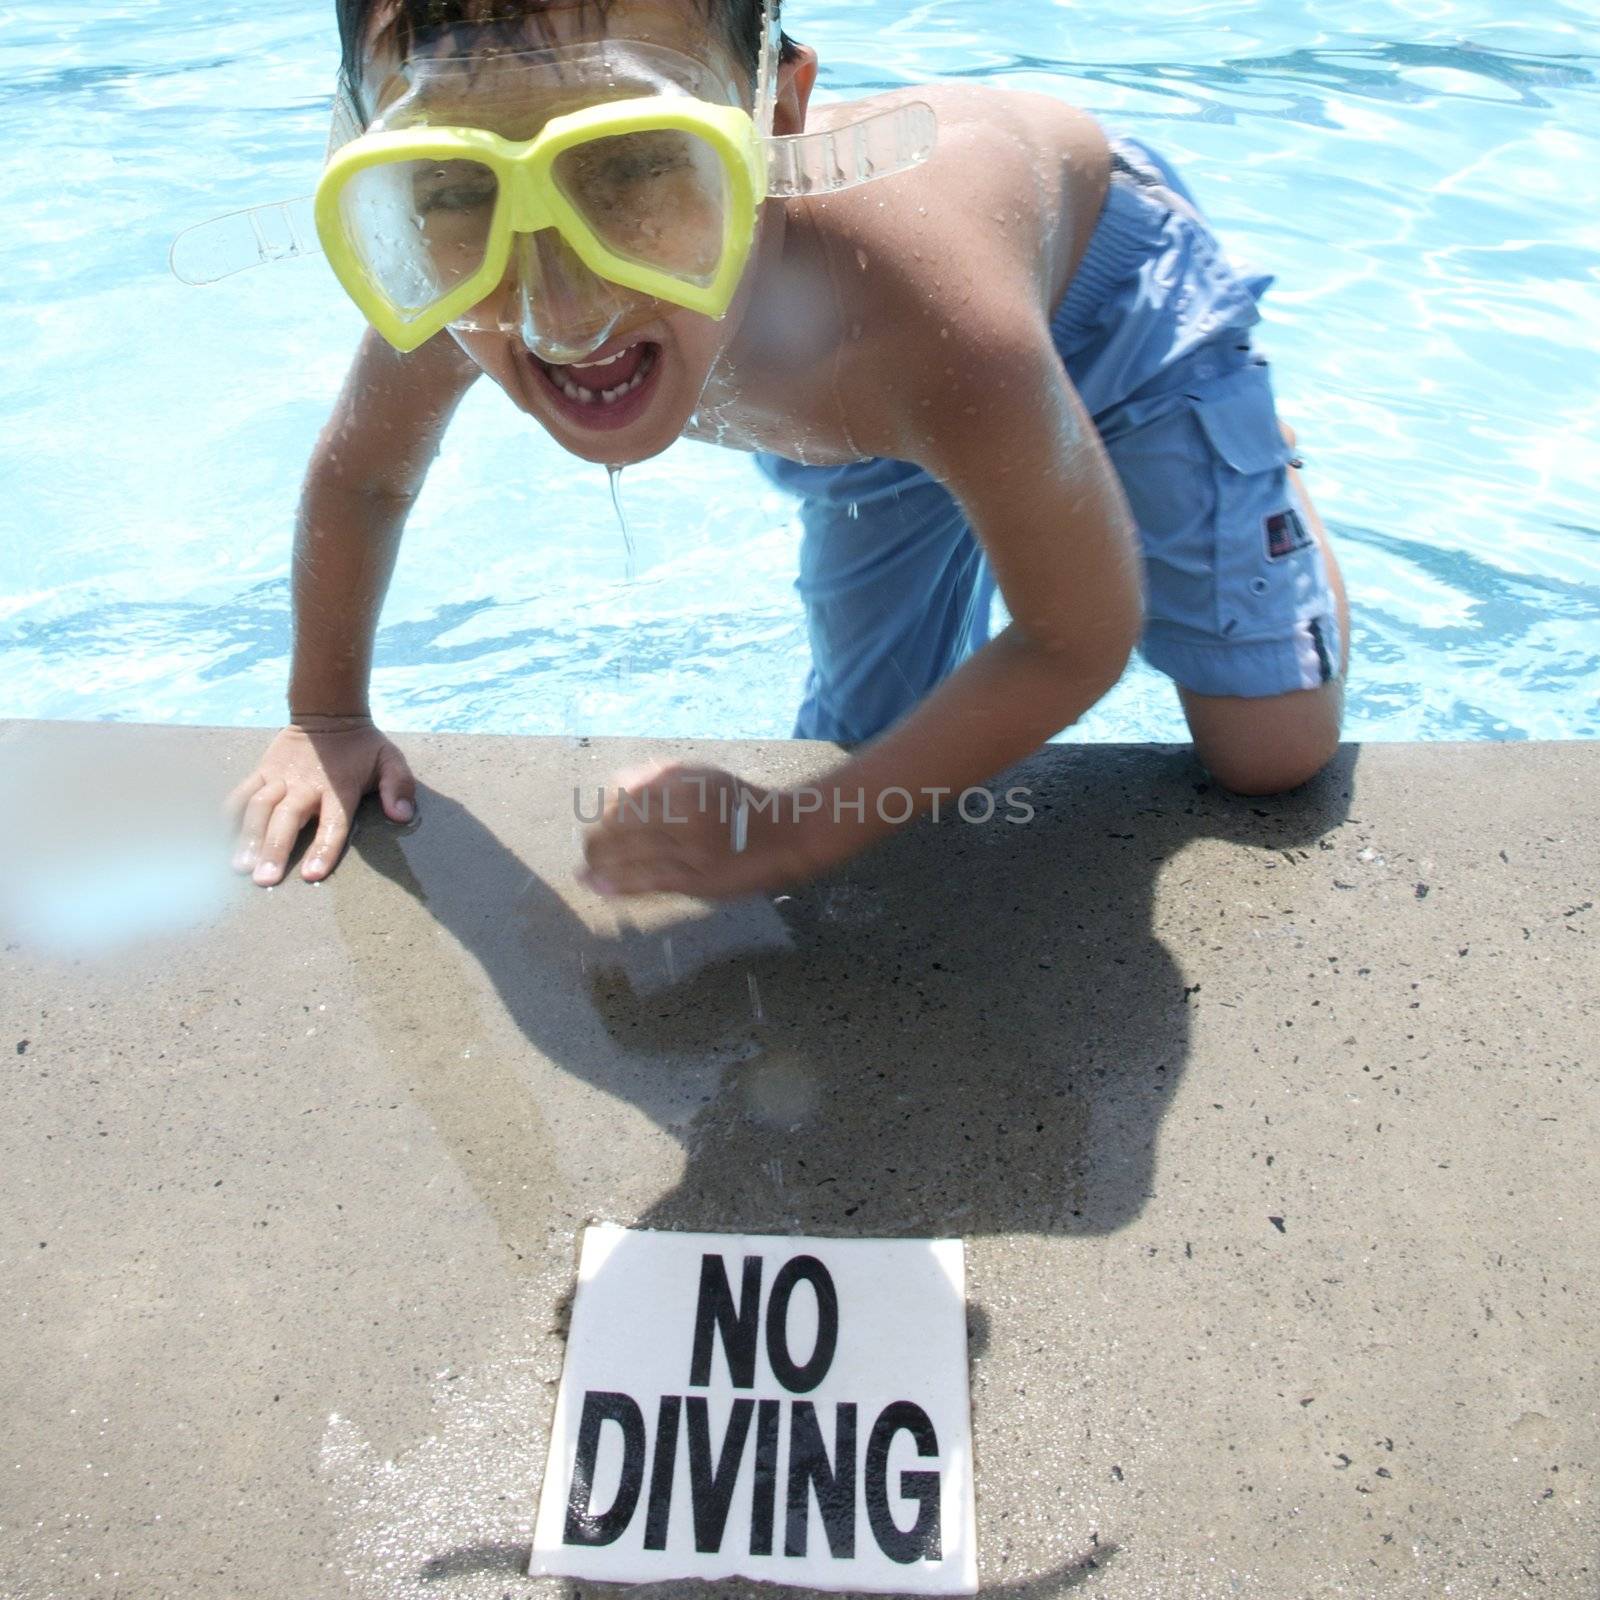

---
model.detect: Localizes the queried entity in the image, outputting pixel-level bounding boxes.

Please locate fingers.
[581,825,698,898]
[578,832,780,902]
[232,778,286,875]
[376,744,417,824]
[581,764,761,899]
[223,770,264,828]
[301,794,355,882]
[228,729,418,891]
[249,786,322,887]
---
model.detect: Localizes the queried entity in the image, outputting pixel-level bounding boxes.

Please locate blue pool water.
[1,0,1596,742]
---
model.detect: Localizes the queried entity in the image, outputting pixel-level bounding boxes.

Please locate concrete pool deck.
[2,718,1595,1599]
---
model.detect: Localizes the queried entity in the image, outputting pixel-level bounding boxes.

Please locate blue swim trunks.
[754,132,1344,744]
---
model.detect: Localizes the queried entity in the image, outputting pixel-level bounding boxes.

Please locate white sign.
[530,1226,977,1594]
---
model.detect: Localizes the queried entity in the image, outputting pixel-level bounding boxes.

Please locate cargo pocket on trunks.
[1190,361,1302,640]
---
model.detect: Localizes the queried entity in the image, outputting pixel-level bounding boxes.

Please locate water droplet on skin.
[855,248,869,271]
[940,327,949,339]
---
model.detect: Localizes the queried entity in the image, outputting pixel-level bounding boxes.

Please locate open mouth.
[527,340,663,432]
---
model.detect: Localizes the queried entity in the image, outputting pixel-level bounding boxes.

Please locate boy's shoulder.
[783,85,1111,463]
[838,81,1107,166]
[806,82,1107,266]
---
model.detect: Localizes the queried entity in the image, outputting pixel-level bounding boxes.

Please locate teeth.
[573,348,629,371]
[550,347,655,408]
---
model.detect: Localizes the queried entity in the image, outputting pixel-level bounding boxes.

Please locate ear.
[770,41,818,137]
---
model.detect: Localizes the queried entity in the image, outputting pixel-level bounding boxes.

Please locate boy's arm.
[290,327,482,716]
[229,329,480,887]
[789,322,1144,871]
[577,322,1144,900]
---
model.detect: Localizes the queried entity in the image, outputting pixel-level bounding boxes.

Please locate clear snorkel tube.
[169,0,938,318]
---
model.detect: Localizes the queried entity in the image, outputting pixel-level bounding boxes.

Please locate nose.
[510,230,627,363]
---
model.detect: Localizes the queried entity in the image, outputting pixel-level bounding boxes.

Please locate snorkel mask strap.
[327,69,365,159]
[751,0,937,200]
[170,2,939,288]
[765,102,939,198]
[167,74,363,286]
[168,196,319,286]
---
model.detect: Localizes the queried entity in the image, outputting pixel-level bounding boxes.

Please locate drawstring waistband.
[1050,138,1170,354]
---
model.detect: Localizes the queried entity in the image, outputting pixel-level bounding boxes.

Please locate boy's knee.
[1203,733,1339,796]
[1183,678,1344,796]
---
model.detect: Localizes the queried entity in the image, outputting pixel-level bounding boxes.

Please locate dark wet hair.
[338,0,795,101]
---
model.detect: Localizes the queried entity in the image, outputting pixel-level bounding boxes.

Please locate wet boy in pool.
[225,0,1349,899]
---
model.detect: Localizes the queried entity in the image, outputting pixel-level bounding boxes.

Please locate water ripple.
[1,0,1597,743]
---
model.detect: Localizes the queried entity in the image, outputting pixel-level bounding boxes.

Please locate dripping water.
[608,464,634,695]
[607,465,636,583]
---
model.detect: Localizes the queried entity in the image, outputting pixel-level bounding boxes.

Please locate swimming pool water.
[2,0,1596,742]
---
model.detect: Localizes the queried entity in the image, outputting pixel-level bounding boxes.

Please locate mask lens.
[554,128,728,285]
[338,156,500,315]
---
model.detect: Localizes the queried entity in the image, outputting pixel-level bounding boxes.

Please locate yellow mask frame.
[318,95,768,353]
[168,7,938,357]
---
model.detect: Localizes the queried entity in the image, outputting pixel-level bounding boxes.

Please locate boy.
[225,0,1349,900]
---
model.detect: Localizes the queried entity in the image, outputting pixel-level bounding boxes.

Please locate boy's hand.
[577,761,820,901]
[226,716,416,887]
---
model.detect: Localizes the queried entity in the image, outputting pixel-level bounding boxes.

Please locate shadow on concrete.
[336,741,1354,1594]
[418,1540,1121,1595]
[339,743,1356,1246]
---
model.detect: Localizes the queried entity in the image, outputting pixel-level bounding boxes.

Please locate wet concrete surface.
[1,719,1595,1598]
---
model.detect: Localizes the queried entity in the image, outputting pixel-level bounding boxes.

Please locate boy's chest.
[684,89,1111,468]
[680,206,879,465]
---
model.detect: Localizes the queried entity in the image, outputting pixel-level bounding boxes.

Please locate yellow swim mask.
[171,30,937,360]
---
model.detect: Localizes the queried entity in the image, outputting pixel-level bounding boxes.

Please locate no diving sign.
[530,1226,977,1593]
